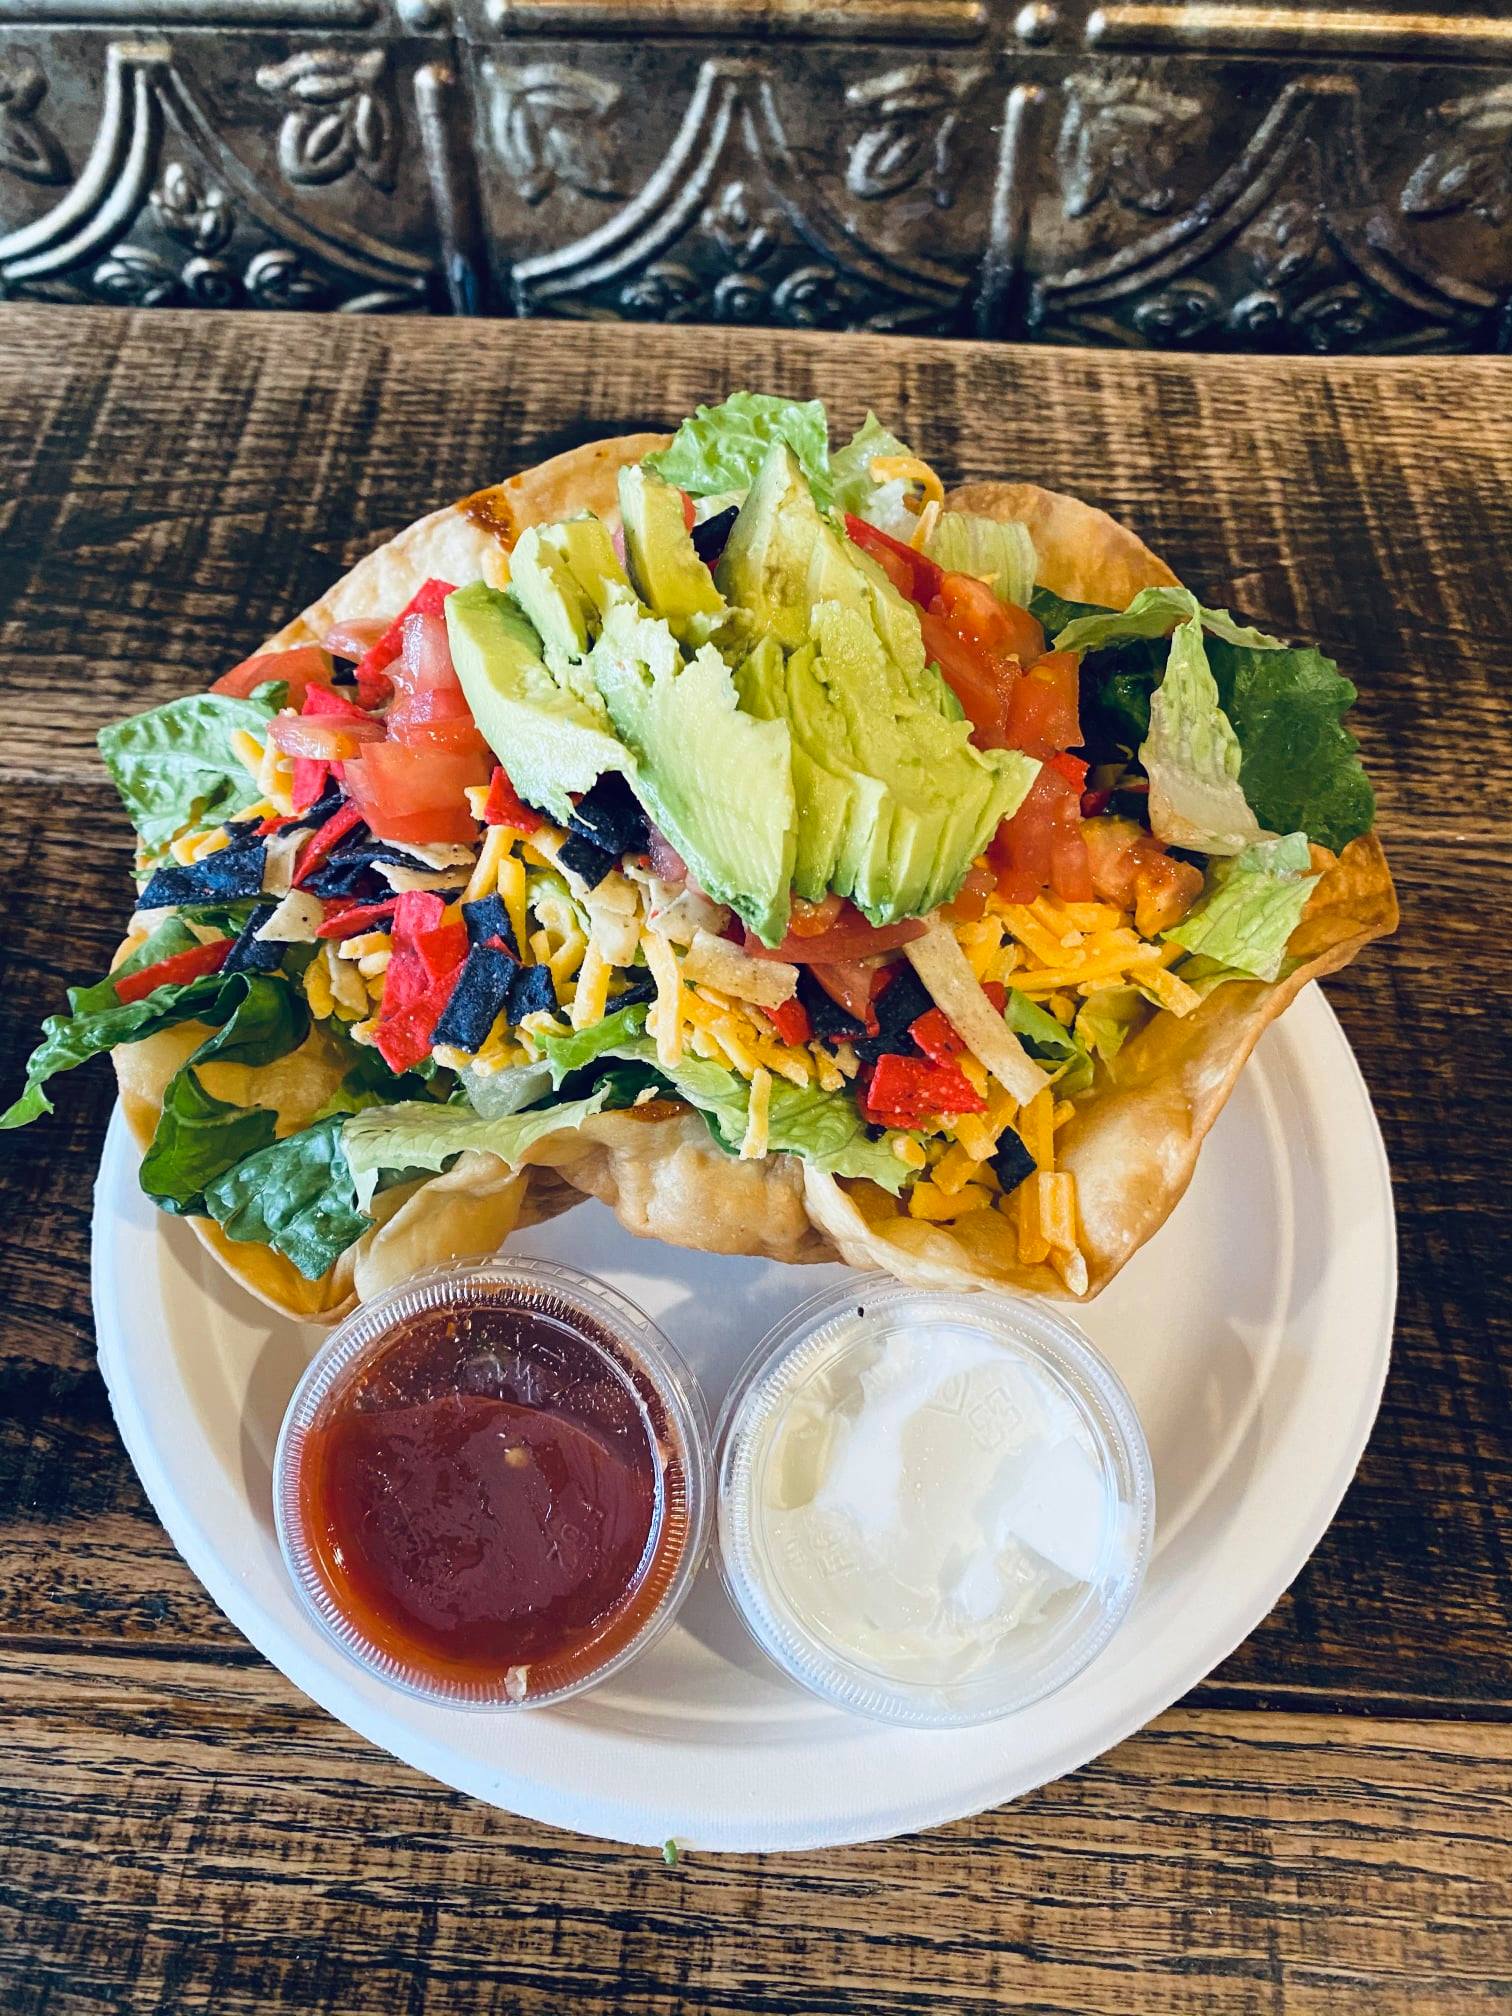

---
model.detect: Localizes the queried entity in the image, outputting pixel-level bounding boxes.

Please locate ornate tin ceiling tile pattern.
[0,0,1508,349]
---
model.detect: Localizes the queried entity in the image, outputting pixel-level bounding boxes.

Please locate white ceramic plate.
[92,985,1394,1853]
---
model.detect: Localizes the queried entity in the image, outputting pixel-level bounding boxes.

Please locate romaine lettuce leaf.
[1141,614,1262,856]
[201,1115,371,1280]
[1210,640,1375,855]
[926,512,1036,610]
[342,1087,615,1210]
[831,412,914,535]
[1051,586,1283,656]
[139,976,310,1213]
[539,1002,648,1082]
[647,393,833,508]
[98,682,286,858]
[1163,831,1319,982]
[1003,990,1094,1095]
[1,952,246,1130]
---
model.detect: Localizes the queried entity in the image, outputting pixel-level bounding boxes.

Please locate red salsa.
[295,1293,683,1699]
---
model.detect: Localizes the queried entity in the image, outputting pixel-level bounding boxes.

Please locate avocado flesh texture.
[445,581,632,826]
[507,516,631,664]
[590,602,796,946]
[618,464,730,650]
[718,444,1037,921]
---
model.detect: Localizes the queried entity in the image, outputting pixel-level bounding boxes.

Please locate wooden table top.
[0,307,1507,2016]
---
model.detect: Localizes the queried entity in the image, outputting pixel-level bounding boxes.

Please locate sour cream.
[716,1286,1153,1726]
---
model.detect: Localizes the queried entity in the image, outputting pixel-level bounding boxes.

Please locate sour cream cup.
[275,1259,711,1711]
[715,1278,1155,1728]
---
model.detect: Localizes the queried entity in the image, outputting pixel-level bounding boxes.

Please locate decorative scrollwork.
[618,261,702,319]
[0,54,68,186]
[181,255,240,308]
[245,246,327,307]
[702,180,779,269]
[843,64,981,208]
[1245,197,1322,288]
[1131,280,1221,344]
[256,49,396,194]
[150,163,232,255]
[1401,83,1512,228]
[1056,76,1204,219]
[92,243,180,306]
[487,62,623,207]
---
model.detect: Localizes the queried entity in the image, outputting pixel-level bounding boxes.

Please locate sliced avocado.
[589,603,796,945]
[618,465,729,650]
[446,582,632,826]
[507,516,630,664]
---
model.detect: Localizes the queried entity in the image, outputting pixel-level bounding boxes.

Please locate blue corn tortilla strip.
[608,970,657,1008]
[853,965,932,1066]
[507,963,558,1022]
[433,944,517,1051]
[139,842,267,909]
[568,774,649,860]
[557,832,618,890]
[290,777,345,829]
[462,892,518,956]
[691,505,738,569]
[797,968,866,1048]
[222,903,285,975]
[991,1129,1036,1198]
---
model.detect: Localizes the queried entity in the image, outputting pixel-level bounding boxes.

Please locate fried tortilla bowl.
[112,435,1397,1319]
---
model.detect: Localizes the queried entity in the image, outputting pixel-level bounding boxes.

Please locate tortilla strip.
[108,444,1396,1314]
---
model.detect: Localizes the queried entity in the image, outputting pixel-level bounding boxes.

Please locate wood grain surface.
[0,308,1507,2016]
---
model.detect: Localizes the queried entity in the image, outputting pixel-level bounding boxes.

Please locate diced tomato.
[353,578,457,707]
[1004,650,1080,754]
[1048,752,1089,790]
[746,899,926,966]
[843,515,944,607]
[211,644,333,706]
[483,765,543,833]
[864,1053,986,1121]
[1081,787,1114,818]
[766,997,812,1047]
[808,959,887,1029]
[918,606,1012,744]
[292,799,364,886]
[315,896,399,939]
[942,860,996,923]
[1082,815,1203,933]
[932,573,1045,666]
[384,611,488,761]
[909,1006,964,1066]
[679,489,696,532]
[989,764,1082,901]
[342,742,483,846]
[1049,825,1095,902]
[981,981,1006,1013]
[787,892,845,938]
[269,713,384,762]
[113,936,232,1004]
[646,825,688,883]
[321,617,389,662]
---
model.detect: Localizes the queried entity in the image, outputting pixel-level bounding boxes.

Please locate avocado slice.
[589,603,796,945]
[446,582,632,826]
[507,516,630,665]
[618,465,730,651]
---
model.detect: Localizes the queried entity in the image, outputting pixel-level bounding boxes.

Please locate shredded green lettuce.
[647,393,833,508]
[926,513,1037,610]
[1051,586,1284,656]
[830,412,915,535]
[1002,990,1094,1095]
[342,1087,615,1211]
[98,682,286,859]
[1075,986,1146,1067]
[1163,832,1319,982]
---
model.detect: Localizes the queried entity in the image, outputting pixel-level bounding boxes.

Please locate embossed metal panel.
[2,0,1509,348]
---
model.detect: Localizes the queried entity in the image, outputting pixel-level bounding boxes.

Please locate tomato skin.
[745,900,927,965]
[268,714,384,762]
[932,574,1045,665]
[385,612,489,761]
[212,645,332,705]
[806,959,887,1027]
[941,860,995,922]
[1083,815,1203,932]
[787,892,845,937]
[843,515,944,605]
[1049,826,1095,902]
[990,764,1082,899]
[342,743,483,846]
[1005,651,1081,754]
[918,607,1011,744]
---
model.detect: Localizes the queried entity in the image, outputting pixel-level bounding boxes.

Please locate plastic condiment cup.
[715,1277,1155,1728]
[274,1259,711,1711]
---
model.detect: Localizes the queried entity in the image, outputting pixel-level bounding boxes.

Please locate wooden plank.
[0,1651,1506,2016]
